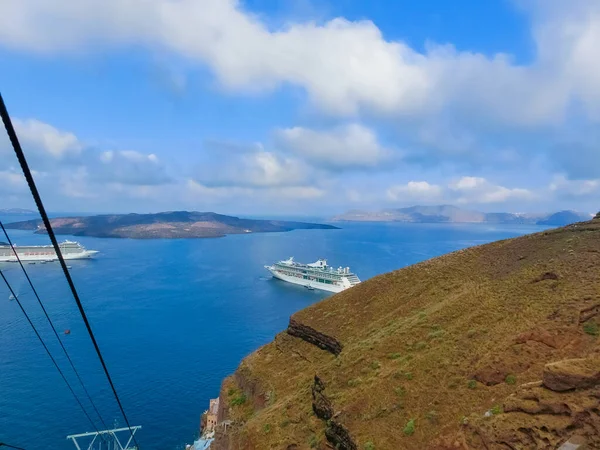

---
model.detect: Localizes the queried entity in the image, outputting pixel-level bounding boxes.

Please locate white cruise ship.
[0,240,98,262]
[264,257,361,293]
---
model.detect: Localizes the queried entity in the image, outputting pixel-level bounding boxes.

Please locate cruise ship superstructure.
[264,257,361,293]
[0,240,98,262]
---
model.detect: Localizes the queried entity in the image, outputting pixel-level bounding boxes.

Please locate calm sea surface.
[0,215,548,449]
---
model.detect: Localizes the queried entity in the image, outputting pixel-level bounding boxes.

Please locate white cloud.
[387,181,443,202]
[57,167,98,199]
[386,177,537,206]
[186,179,324,202]
[530,0,600,120]
[194,142,311,188]
[12,119,82,158]
[449,176,535,204]
[3,1,600,213]
[2,0,600,125]
[242,151,307,188]
[2,119,170,187]
[0,169,28,194]
[0,118,173,211]
[93,150,171,186]
[275,124,392,169]
[549,175,600,197]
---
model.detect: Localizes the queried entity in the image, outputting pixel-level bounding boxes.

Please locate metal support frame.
[67,426,142,450]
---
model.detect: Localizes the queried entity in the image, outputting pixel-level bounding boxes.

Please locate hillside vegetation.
[214,218,600,449]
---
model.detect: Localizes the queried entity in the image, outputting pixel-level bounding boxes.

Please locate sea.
[0,214,549,449]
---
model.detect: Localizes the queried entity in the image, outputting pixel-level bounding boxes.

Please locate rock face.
[287,318,343,356]
[311,376,333,420]
[543,358,600,392]
[325,421,357,450]
[310,376,357,450]
[516,328,560,348]
[462,358,600,449]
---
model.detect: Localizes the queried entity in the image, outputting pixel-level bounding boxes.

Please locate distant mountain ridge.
[5,211,338,239]
[332,205,591,226]
[0,208,36,214]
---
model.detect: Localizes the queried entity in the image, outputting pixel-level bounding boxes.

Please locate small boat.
[8,294,15,301]
[67,265,72,269]
[306,285,315,291]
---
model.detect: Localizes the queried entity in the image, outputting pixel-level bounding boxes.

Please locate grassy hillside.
[214,219,600,450]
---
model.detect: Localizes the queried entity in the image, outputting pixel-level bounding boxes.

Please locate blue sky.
[0,0,599,215]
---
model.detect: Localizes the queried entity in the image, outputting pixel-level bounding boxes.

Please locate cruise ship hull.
[266,267,348,293]
[0,247,98,262]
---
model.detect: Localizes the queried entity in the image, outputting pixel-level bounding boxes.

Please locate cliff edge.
[214,218,600,449]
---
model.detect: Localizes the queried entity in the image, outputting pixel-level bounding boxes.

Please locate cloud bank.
[1,0,599,213]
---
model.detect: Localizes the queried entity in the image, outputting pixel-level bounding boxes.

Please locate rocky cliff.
[213,218,600,449]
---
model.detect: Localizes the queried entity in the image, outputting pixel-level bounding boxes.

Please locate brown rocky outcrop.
[516,328,559,348]
[233,364,268,409]
[515,327,583,350]
[543,358,600,392]
[312,375,333,420]
[579,303,600,323]
[287,318,343,356]
[324,421,357,450]
[473,360,531,386]
[310,375,357,450]
[532,271,559,283]
[461,359,600,449]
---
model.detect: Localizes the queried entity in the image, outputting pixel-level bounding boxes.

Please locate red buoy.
[64,329,71,335]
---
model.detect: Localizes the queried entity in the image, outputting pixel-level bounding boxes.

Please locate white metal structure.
[0,240,98,262]
[67,426,141,450]
[264,257,361,293]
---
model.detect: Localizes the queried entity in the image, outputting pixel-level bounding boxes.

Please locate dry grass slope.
[214,219,600,450]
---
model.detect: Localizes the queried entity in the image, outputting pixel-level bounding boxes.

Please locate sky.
[0,0,599,215]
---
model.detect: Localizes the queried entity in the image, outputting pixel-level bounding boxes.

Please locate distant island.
[0,208,36,214]
[332,205,592,226]
[4,211,338,239]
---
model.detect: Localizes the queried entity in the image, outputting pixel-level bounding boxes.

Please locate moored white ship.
[264,257,361,293]
[0,240,98,262]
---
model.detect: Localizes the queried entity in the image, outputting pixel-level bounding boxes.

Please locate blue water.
[0,218,548,449]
